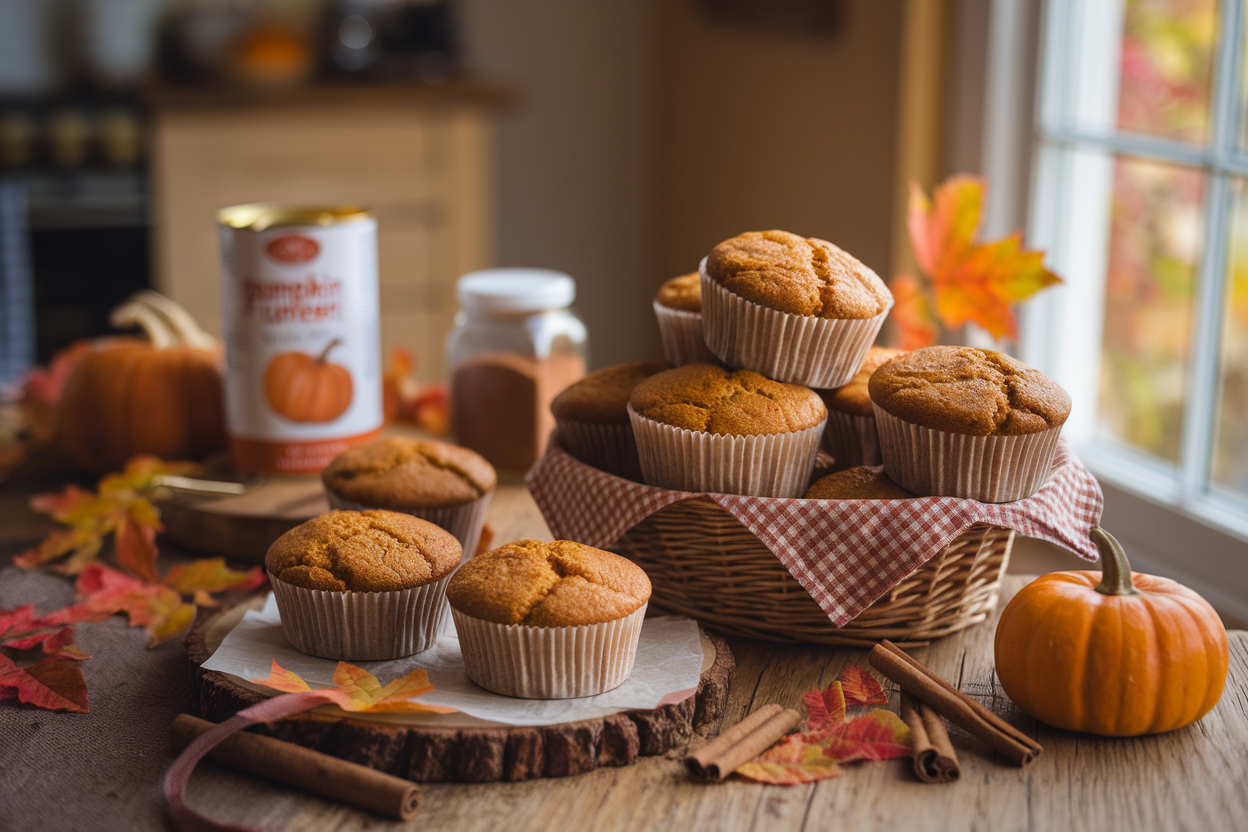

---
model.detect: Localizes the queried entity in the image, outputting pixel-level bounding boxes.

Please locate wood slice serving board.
[159,476,328,562]
[187,598,735,783]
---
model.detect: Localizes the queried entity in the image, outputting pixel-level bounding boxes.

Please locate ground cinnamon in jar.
[446,269,588,472]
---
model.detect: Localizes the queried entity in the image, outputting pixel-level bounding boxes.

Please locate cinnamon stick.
[171,714,421,820]
[901,692,960,783]
[685,703,802,781]
[869,640,1041,766]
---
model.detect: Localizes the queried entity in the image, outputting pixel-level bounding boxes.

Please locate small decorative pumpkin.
[58,291,226,473]
[994,527,1228,736]
[264,339,353,423]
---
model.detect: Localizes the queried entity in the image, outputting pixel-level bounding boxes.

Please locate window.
[1021,0,1248,617]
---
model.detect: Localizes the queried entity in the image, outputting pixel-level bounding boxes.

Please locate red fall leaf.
[838,665,888,707]
[0,653,90,713]
[803,680,846,731]
[74,563,195,647]
[735,710,911,784]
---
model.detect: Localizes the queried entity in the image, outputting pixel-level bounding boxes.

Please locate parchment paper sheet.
[203,594,705,728]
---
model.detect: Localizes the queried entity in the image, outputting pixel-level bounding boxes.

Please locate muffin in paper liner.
[821,409,881,469]
[652,300,715,366]
[326,491,492,560]
[451,603,647,699]
[628,404,825,498]
[555,418,643,481]
[872,403,1064,502]
[269,572,452,661]
[698,259,892,388]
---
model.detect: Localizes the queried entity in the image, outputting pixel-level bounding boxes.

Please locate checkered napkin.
[526,438,1104,626]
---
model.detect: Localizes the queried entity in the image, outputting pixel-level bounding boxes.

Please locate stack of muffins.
[559,228,1071,505]
[264,432,654,701]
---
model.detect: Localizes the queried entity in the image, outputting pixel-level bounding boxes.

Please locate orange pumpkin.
[58,292,225,473]
[994,527,1228,736]
[264,339,353,422]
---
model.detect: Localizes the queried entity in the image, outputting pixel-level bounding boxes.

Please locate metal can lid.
[457,268,576,314]
[217,203,371,231]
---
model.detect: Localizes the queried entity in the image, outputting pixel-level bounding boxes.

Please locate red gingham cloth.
[526,437,1103,626]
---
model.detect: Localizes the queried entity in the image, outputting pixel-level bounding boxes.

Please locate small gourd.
[994,527,1228,736]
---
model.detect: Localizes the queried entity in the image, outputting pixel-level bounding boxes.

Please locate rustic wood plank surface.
[1,477,1245,832]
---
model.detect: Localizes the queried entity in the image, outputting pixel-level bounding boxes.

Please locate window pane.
[1099,157,1204,463]
[1215,181,1248,494]
[1116,0,1216,143]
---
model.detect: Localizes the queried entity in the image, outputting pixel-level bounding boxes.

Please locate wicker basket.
[607,498,1013,647]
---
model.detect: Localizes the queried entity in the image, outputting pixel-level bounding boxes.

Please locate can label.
[219,212,382,473]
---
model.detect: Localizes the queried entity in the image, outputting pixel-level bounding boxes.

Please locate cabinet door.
[152,105,492,382]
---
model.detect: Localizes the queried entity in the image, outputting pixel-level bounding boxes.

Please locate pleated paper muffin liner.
[326,491,492,560]
[652,301,715,366]
[628,405,825,498]
[555,418,643,481]
[451,603,647,699]
[698,259,892,388]
[269,573,452,661]
[872,404,1064,503]
[821,409,881,468]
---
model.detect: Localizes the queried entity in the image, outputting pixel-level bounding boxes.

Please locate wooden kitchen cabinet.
[149,82,506,382]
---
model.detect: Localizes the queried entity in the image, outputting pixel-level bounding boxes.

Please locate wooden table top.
[1,476,1245,832]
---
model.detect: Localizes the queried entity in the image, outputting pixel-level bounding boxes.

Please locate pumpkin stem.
[317,338,342,364]
[1091,527,1139,597]
[110,299,174,349]
[131,291,217,350]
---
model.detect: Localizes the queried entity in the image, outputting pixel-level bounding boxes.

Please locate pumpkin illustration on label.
[264,339,353,422]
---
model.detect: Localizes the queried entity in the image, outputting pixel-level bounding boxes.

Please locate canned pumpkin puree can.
[217,204,382,474]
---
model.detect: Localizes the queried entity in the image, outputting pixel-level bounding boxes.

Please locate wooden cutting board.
[158,475,328,562]
[187,597,736,782]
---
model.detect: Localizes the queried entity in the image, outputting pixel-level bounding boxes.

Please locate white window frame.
[986,0,1248,622]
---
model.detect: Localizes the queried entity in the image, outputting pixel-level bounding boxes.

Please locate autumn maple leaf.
[735,709,911,785]
[907,176,1061,340]
[803,680,846,731]
[74,563,195,647]
[888,275,938,350]
[252,659,458,715]
[838,665,888,707]
[0,653,90,713]
[162,558,265,596]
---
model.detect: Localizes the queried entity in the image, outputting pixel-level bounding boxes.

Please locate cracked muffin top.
[266,510,461,592]
[446,539,651,627]
[705,230,891,320]
[551,361,669,424]
[322,437,496,509]
[629,362,826,436]
[805,466,914,500]
[819,346,907,417]
[868,347,1071,436]
[655,272,702,312]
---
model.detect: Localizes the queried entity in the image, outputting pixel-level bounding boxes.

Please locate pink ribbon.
[164,690,339,832]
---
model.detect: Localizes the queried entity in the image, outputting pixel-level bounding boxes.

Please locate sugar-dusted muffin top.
[321,437,496,509]
[805,466,915,500]
[550,361,669,424]
[446,539,651,627]
[655,272,702,312]
[819,347,907,417]
[869,346,1071,436]
[266,509,462,592]
[629,363,827,436]
[705,230,892,320]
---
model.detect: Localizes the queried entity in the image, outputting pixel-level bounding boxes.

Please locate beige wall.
[462,0,907,369]
[650,0,904,306]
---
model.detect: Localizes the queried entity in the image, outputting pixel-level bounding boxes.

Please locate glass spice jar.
[446,268,587,471]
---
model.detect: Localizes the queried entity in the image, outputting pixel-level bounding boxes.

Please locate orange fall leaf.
[252,659,456,715]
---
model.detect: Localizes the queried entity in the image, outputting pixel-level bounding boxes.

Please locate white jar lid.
[457,268,576,314]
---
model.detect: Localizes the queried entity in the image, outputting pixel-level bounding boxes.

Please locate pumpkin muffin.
[322,437,496,559]
[805,467,914,500]
[626,363,827,497]
[699,230,894,387]
[266,510,462,660]
[448,540,652,699]
[868,346,1071,502]
[653,272,715,366]
[550,361,667,480]
[816,346,906,468]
